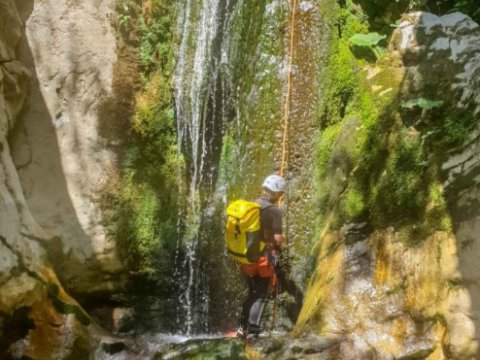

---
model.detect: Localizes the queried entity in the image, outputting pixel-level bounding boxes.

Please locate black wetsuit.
[239,197,282,335]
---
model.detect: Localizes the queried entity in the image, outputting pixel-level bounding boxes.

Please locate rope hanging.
[271,0,297,337]
[280,0,298,178]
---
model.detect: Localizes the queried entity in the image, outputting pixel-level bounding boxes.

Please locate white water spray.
[174,0,222,335]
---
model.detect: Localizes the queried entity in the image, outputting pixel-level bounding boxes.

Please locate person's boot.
[246,324,261,339]
[236,326,246,338]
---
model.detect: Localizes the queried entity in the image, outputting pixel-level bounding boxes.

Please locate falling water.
[173,0,234,335]
[171,0,292,335]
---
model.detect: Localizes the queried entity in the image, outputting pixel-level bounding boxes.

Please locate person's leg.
[238,275,256,336]
[247,276,270,335]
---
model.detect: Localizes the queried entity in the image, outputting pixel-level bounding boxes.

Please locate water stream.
[173,0,235,335]
[170,0,303,336]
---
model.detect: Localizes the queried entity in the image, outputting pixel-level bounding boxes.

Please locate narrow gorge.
[1,0,480,359]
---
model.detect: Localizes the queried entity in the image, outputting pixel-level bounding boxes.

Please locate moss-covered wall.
[100,0,480,341]
[100,0,182,331]
[295,0,480,358]
[219,0,288,198]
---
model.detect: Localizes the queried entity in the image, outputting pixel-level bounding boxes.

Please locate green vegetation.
[314,0,462,246]
[108,0,179,278]
[99,0,181,329]
[348,32,387,60]
[117,0,175,74]
[441,113,475,146]
[368,128,428,226]
[401,98,444,110]
[46,283,91,326]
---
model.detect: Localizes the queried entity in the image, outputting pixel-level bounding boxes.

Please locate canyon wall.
[296,10,480,360]
[0,0,126,357]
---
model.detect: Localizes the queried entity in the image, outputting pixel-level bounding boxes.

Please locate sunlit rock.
[296,10,480,359]
[9,0,126,296]
[0,1,111,358]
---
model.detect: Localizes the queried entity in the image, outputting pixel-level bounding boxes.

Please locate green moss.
[156,339,247,360]
[113,106,180,275]
[345,185,366,219]
[369,128,428,226]
[440,109,476,146]
[105,0,180,270]
[221,0,287,197]
[317,121,343,177]
[46,283,91,326]
[101,1,181,330]
[321,42,358,127]
[313,0,455,246]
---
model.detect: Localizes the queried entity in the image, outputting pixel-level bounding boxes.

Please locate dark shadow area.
[353,0,480,34]
[0,307,35,360]
[96,19,139,150]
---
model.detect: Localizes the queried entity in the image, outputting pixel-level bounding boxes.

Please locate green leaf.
[401,98,444,110]
[349,32,386,47]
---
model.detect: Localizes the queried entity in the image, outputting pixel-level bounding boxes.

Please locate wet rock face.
[145,335,342,360]
[298,230,468,359]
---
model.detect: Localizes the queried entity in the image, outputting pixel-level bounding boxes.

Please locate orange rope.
[271,0,297,337]
[280,0,298,178]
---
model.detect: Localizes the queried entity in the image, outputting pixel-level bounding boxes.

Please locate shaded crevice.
[0,306,35,359]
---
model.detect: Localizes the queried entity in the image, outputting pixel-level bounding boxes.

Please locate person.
[237,174,286,339]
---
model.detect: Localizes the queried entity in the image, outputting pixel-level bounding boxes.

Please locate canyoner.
[223,0,299,339]
[225,175,286,339]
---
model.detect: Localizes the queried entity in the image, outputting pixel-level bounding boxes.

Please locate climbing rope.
[279,0,298,178]
[271,0,298,337]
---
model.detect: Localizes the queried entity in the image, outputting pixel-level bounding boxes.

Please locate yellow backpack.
[225,200,265,264]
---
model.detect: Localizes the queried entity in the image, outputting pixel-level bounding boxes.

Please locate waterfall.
[171,0,288,335]
[173,0,234,335]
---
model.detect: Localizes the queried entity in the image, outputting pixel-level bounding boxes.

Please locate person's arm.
[271,207,284,248]
[274,233,285,247]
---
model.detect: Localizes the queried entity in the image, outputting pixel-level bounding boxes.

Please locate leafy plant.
[441,113,475,146]
[401,97,444,110]
[349,32,387,59]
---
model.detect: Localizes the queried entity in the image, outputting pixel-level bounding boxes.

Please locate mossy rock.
[154,338,247,360]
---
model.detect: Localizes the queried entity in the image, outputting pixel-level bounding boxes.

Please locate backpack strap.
[256,197,273,210]
[255,198,274,247]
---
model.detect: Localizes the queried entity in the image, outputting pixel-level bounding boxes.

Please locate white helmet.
[262,174,286,193]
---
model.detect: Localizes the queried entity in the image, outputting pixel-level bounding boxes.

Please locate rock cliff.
[296,11,480,359]
[0,0,126,357]
[10,0,126,297]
